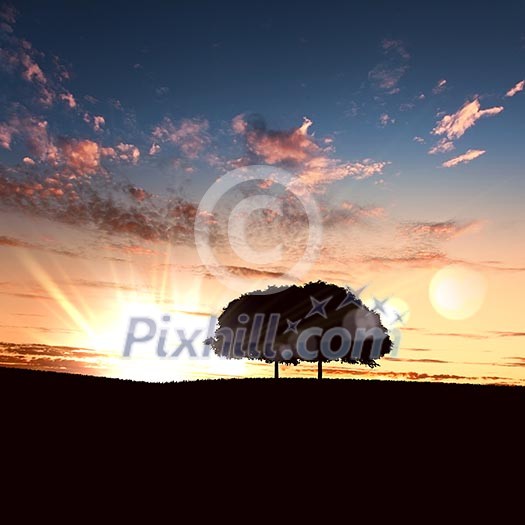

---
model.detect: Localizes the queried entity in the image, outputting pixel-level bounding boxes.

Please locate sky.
[0,1,524,384]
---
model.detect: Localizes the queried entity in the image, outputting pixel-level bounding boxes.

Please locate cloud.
[83,113,105,132]
[442,149,486,168]
[0,114,57,161]
[0,234,83,257]
[0,122,14,149]
[152,117,210,159]
[428,138,455,154]
[155,86,170,96]
[114,143,140,164]
[491,331,525,338]
[432,99,504,140]
[0,165,204,245]
[368,64,408,93]
[379,113,395,127]
[127,186,149,202]
[232,115,388,190]
[401,220,483,240]
[58,138,102,175]
[0,235,30,247]
[364,251,448,269]
[0,341,114,376]
[432,79,447,95]
[323,201,385,227]
[297,157,388,188]
[197,264,288,280]
[232,114,318,164]
[381,39,410,60]
[505,80,524,97]
[59,92,77,109]
[149,143,160,155]
[368,39,410,94]
[93,115,105,132]
[0,4,17,25]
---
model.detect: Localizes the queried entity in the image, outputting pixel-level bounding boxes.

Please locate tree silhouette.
[206,281,392,379]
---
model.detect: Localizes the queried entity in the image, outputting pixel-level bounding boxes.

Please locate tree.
[206,281,392,379]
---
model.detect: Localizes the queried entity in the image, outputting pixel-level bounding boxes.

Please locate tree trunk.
[318,360,323,380]
[274,360,279,379]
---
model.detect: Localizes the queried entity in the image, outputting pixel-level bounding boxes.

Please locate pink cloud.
[19,50,47,84]
[381,38,410,60]
[115,143,140,164]
[149,143,160,156]
[233,115,388,191]
[234,115,318,164]
[297,157,388,188]
[0,4,17,25]
[100,146,116,158]
[428,138,455,155]
[505,80,524,97]
[0,122,15,149]
[93,116,105,132]
[59,92,77,109]
[442,149,486,168]
[368,39,410,93]
[432,79,447,95]
[379,113,395,127]
[432,99,503,140]
[368,64,408,92]
[152,117,209,159]
[83,114,105,132]
[0,115,58,162]
[59,139,101,175]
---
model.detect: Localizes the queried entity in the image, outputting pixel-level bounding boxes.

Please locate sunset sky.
[0,1,524,385]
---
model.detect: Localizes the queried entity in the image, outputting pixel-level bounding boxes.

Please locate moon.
[429,265,487,320]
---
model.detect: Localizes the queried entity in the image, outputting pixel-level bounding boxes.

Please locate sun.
[429,265,487,320]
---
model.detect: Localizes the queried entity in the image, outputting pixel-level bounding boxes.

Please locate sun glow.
[429,265,487,320]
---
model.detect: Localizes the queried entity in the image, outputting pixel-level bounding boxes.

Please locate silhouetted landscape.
[2,367,522,436]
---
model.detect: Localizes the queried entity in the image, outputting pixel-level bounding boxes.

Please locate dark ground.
[1,367,523,490]
[1,367,522,433]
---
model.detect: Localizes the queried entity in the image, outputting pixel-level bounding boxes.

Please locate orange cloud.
[442,149,486,168]
[59,139,101,175]
[402,220,484,240]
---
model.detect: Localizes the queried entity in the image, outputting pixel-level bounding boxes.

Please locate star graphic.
[284,318,301,334]
[350,284,369,298]
[337,283,369,310]
[394,310,408,324]
[372,296,390,314]
[305,296,332,319]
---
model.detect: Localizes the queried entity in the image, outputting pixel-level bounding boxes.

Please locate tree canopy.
[207,281,392,371]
